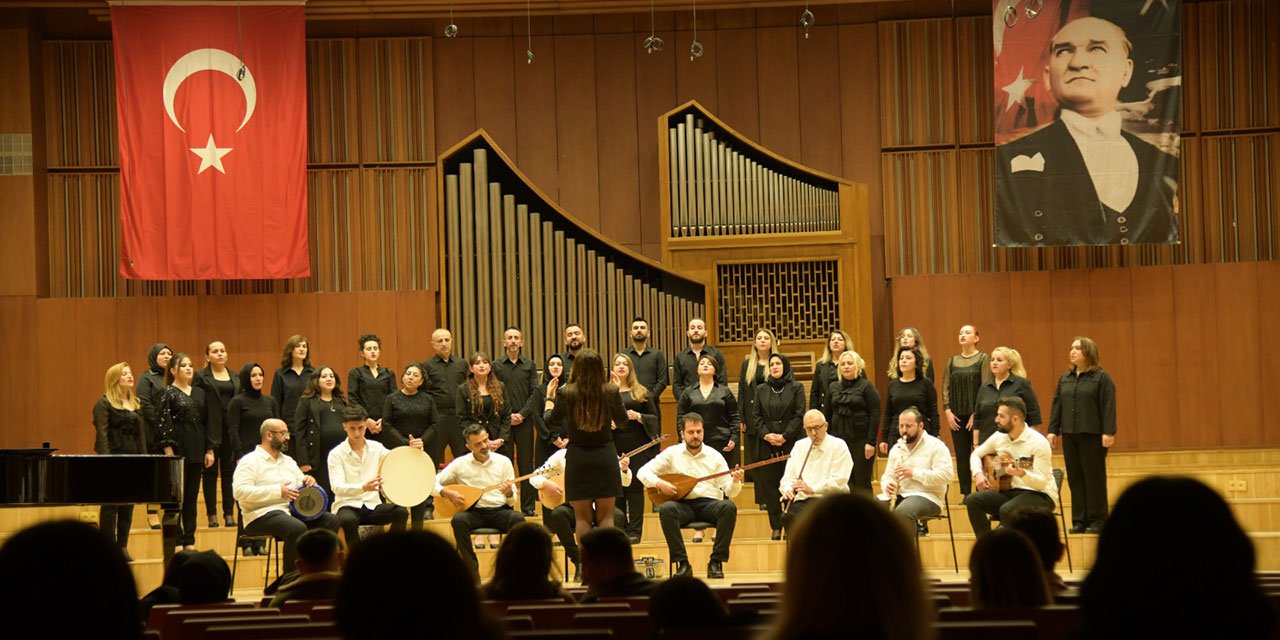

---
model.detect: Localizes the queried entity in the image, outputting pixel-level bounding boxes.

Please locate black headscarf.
[238,362,264,399]
[542,354,566,386]
[767,353,793,390]
[147,342,170,375]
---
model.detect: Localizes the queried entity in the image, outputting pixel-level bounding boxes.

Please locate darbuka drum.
[291,485,330,521]
[379,446,436,507]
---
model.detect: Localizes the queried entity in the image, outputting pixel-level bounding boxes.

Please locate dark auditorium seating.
[204,622,339,640]
[509,631,614,639]
[181,614,310,640]
[309,605,335,622]
[160,607,279,640]
[936,620,1038,640]
[505,603,630,630]
[573,611,653,640]
[279,599,334,617]
[936,606,1080,640]
[501,615,535,631]
[596,596,651,611]
[147,602,254,631]
[660,627,771,640]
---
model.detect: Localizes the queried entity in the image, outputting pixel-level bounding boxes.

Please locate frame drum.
[379,446,436,507]
[291,485,330,521]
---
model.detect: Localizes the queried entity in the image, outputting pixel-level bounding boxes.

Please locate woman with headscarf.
[535,354,568,467]
[227,362,280,462]
[137,342,172,530]
[750,353,804,539]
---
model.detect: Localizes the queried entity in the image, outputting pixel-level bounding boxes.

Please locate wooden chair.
[937,606,1080,640]
[573,611,653,640]
[279,599,334,617]
[180,614,310,640]
[595,596,650,611]
[501,615,536,631]
[147,603,254,634]
[161,608,282,640]
[232,506,282,593]
[204,621,340,640]
[1052,468,1073,571]
[310,605,335,622]
[935,620,1037,640]
[914,492,959,573]
[505,603,630,630]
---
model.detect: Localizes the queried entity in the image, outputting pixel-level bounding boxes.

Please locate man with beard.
[233,418,340,573]
[493,326,541,516]
[562,323,587,376]
[963,396,1057,536]
[624,317,669,401]
[877,407,954,527]
[670,318,727,403]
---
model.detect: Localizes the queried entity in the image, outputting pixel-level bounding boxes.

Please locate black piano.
[0,450,184,562]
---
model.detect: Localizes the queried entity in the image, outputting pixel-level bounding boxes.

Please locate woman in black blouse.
[381,362,439,529]
[195,340,239,529]
[457,352,512,457]
[292,366,348,494]
[738,329,778,507]
[1049,337,1117,534]
[610,353,660,543]
[272,334,314,435]
[887,327,935,383]
[752,353,805,538]
[227,362,279,460]
[348,333,394,439]
[810,329,854,414]
[155,353,215,550]
[824,351,881,493]
[94,362,145,558]
[940,326,991,497]
[677,354,740,456]
[972,347,1042,446]
[535,355,568,467]
[881,346,940,450]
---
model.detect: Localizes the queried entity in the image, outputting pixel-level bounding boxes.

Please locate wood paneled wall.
[0,290,435,451]
[889,261,1280,451]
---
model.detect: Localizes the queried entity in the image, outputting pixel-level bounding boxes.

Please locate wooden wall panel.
[1128,266,1178,450]
[553,34,602,231]
[713,28,760,142]
[274,294,321,365]
[966,272,1011,350]
[154,299,200,359]
[236,294,282,376]
[1006,271,1054,412]
[633,33,677,259]
[432,37,478,155]
[1258,261,1280,447]
[35,298,79,450]
[513,35,559,200]
[754,27,801,163]
[594,33,642,248]
[1214,262,1263,447]
[472,37,519,156]
[196,296,242,367]
[314,292,361,375]
[1171,264,1221,448]
[674,31,719,113]
[796,25,843,177]
[1086,269,1136,451]
[395,289,436,363]
[353,291,399,369]
[114,296,158,368]
[0,297,37,445]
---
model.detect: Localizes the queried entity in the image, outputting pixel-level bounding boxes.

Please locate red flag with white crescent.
[112,4,308,279]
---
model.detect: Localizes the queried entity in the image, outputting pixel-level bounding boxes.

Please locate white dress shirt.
[877,431,954,508]
[779,434,852,502]
[327,437,391,512]
[970,425,1058,502]
[637,443,742,501]
[1060,109,1139,213]
[529,448,632,492]
[433,451,517,508]
[233,446,307,526]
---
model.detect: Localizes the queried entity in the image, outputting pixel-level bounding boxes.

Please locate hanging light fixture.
[689,0,703,60]
[444,0,458,37]
[642,0,664,54]
[799,4,814,39]
[525,0,534,63]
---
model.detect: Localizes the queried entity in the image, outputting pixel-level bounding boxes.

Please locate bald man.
[778,410,853,535]
[996,16,1178,247]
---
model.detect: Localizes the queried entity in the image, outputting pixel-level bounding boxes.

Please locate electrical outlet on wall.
[1227,480,1247,492]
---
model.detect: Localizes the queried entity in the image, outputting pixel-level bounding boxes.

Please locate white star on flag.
[190,134,232,174]
[1001,67,1035,113]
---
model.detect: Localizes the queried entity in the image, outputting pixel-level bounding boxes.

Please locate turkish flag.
[112,4,309,279]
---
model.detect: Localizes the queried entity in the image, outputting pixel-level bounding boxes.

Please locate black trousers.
[952,413,975,495]
[99,505,134,549]
[511,421,538,514]
[449,506,525,579]
[1063,433,1109,525]
[432,413,467,461]
[658,497,737,564]
[180,463,203,545]
[848,436,874,493]
[243,510,341,574]
[202,442,236,517]
[963,488,1055,537]
[543,504,627,564]
[755,458,785,531]
[780,496,815,535]
[336,503,408,547]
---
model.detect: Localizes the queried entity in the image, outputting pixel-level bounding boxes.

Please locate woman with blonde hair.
[610,353,659,543]
[93,362,146,559]
[767,492,932,640]
[886,327,934,382]
[970,346,1042,495]
[738,329,780,508]
[823,350,880,493]
[811,329,854,413]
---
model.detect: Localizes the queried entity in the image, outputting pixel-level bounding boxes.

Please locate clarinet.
[886,437,907,512]
[780,438,815,515]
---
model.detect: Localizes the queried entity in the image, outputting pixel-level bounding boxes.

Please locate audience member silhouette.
[178,550,233,604]
[649,575,730,632]
[270,528,345,607]
[578,526,656,603]
[482,522,571,601]
[139,549,196,618]
[0,520,141,639]
[1080,476,1276,639]
[1005,508,1067,594]
[968,527,1052,608]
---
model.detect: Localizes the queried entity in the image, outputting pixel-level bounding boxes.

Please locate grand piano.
[0,450,184,562]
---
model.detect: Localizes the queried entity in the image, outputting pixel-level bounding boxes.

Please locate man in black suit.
[996,16,1178,247]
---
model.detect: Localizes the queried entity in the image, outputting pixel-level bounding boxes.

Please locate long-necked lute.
[538,434,669,510]
[436,461,556,518]
[646,453,791,505]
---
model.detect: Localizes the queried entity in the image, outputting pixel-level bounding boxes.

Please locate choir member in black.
[671,318,728,403]
[609,353,660,543]
[195,340,239,529]
[625,317,669,408]
[751,353,804,539]
[347,333,394,443]
[424,328,469,461]
[155,353,215,550]
[494,326,541,516]
[973,346,1042,446]
[940,326,991,496]
[738,329,779,506]
[887,327,935,383]
[1049,337,1117,534]
[810,329,854,414]
[824,351,881,492]
[535,355,569,466]
[544,349,630,541]
[93,362,145,559]
[272,334,314,436]
[457,352,512,548]
[562,323,587,375]
[293,366,348,495]
[227,362,280,460]
[380,362,440,526]
[677,354,740,457]
[138,342,172,530]
[882,346,940,449]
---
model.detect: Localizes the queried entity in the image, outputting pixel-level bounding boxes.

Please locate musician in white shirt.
[964,396,1058,537]
[780,410,853,535]
[233,418,339,573]
[529,447,630,581]
[637,412,744,579]
[432,423,525,579]
[877,407,955,526]
[327,404,408,548]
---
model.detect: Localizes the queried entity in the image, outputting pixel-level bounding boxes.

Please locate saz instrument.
[436,460,556,518]
[647,454,790,506]
[982,453,1035,492]
[539,434,669,510]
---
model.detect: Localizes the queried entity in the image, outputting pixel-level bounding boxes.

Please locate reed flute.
[885,437,907,512]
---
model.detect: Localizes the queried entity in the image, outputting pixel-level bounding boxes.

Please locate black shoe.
[917,521,929,536]
[424,508,435,521]
[707,560,724,579]
[770,529,781,541]
[1069,523,1088,534]
[673,561,692,577]
[242,545,257,557]
[522,508,536,517]
[224,515,236,528]
[208,516,220,528]
[628,535,642,545]
[572,560,581,582]
[1085,520,1105,534]
[121,548,134,563]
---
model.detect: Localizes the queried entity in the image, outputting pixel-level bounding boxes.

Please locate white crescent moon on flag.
[162,48,257,133]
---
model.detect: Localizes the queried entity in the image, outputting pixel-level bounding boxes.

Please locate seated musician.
[877,406,954,526]
[636,412,744,579]
[963,396,1057,537]
[232,418,340,573]
[328,404,409,548]
[779,410,853,535]
[433,423,526,579]
[527,445,629,581]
